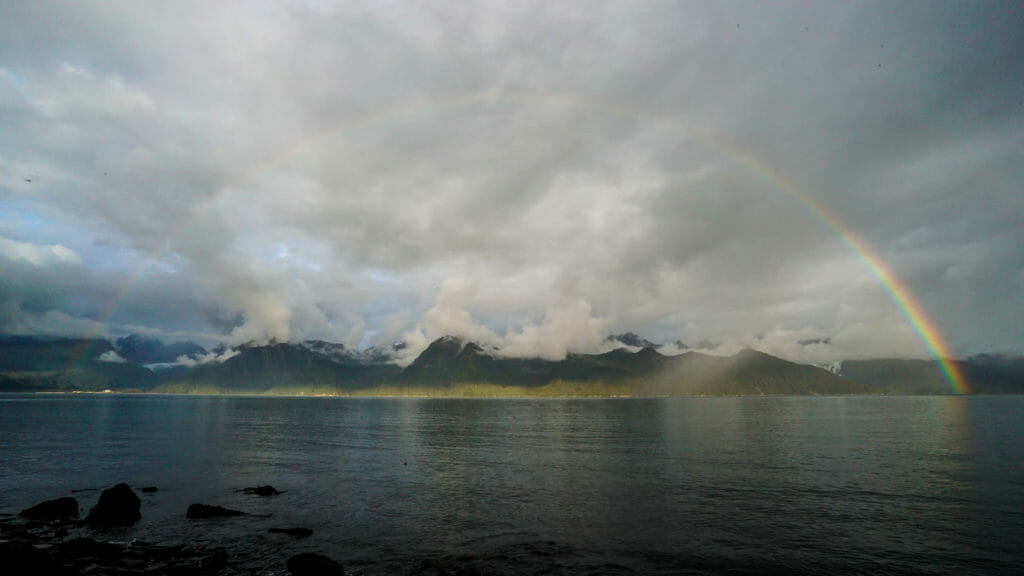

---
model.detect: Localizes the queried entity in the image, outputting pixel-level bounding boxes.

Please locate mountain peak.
[114,334,206,365]
[423,335,495,357]
[461,341,486,356]
[635,346,664,361]
[299,339,352,363]
[607,332,658,349]
[394,335,504,386]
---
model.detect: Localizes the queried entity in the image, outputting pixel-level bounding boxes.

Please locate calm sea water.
[1,394,1023,575]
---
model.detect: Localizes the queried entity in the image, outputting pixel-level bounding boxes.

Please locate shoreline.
[1,484,346,576]
[2,389,979,399]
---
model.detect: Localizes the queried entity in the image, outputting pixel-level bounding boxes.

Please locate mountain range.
[0,334,1021,396]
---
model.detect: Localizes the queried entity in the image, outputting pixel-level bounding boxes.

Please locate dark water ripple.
[1,394,1022,575]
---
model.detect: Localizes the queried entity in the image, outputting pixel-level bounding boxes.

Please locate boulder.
[140,486,159,493]
[241,485,280,496]
[85,483,141,527]
[185,504,246,519]
[18,496,78,521]
[287,552,344,576]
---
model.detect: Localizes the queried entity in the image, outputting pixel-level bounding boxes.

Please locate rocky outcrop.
[18,496,78,521]
[240,485,280,496]
[85,483,141,527]
[4,483,358,576]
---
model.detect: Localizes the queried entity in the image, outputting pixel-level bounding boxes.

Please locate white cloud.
[176,348,240,368]
[499,300,610,360]
[96,350,126,363]
[0,237,81,266]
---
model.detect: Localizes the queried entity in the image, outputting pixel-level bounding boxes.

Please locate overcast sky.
[1,1,1021,363]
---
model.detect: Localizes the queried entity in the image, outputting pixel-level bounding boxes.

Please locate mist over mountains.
[1,333,1021,396]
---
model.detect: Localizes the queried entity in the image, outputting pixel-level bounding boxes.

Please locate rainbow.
[711,140,969,394]
[86,92,968,393]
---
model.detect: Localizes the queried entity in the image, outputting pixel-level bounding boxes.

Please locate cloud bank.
[1,1,1021,364]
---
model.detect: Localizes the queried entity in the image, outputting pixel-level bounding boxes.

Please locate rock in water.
[241,484,281,496]
[86,483,140,527]
[18,496,78,520]
[186,504,246,519]
[287,552,344,576]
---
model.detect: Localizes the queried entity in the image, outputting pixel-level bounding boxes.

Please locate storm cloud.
[1,1,1021,363]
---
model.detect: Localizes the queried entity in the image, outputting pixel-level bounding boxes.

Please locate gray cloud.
[0,1,1021,362]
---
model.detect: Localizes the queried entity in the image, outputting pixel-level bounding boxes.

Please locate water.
[1,394,1023,575]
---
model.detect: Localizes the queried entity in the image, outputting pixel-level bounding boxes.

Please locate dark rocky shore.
[0,483,502,576]
[0,483,347,576]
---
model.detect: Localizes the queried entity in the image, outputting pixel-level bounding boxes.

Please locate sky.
[0,1,1021,365]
